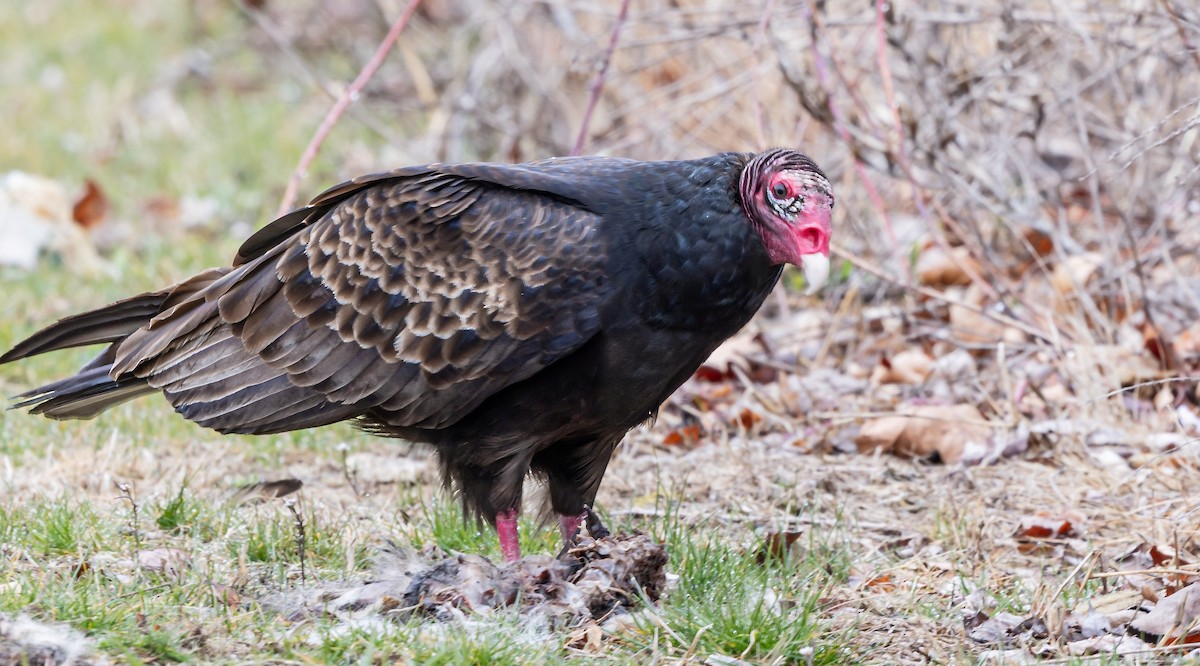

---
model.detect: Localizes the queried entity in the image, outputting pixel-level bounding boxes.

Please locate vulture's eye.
[770,182,789,200]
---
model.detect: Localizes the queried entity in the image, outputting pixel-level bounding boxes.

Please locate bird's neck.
[614,160,782,332]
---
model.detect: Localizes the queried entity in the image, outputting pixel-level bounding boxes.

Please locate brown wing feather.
[104,165,610,434]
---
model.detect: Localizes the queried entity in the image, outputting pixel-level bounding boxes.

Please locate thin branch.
[833,241,1060,346]
[571,0,631,156]
[1159,0,1200,70]
[235,0,403,147]
[277,0,424,216]
[751,0,781,149]
[803,1,899,274]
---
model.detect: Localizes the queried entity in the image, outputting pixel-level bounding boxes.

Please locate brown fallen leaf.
[870,348,935,385]
[1068,344,1167,387]
[1050,253,1103,297]
[755,531,804,564]
[72,560,90,579]
[734,408,762,430]
[1130,582,1200,643]
[1075,588,1144,616]
[210,583,240,608]
[1149,543,1192,569]
[1015,512,1082,540]
[1021,225,1054,258]
[854,404,992,464]
[566,621,604,651]
[916,245,978,287]
[0,171,105,273]
[1173,321,1200,360]
[1066,634,1151,656]
[71,179,109,229]
[965,610,1026,644]
[697,328,775,382]
[947,285,1026,345]
[662,424,702,446]
[863,573,897,592]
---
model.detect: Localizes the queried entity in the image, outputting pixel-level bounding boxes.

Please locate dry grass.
[1,0,1199,663]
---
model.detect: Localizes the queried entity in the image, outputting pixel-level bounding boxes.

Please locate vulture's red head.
[740,149,834,293]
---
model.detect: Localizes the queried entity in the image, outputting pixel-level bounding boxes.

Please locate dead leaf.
[966,611,1026,644]
[755,531,804,564]
[1015,512,1082,540]
[977,648,1036,664]
[944,285,1027,345]
[917,245,978,287]
[663,424,702,446]
[734,408,762,430]
[1076,588,1144,616]
[586,622,604,650]
[1066,344,1166,386]
[863,573,897,592]
[870,348,935,385]
[71,560,90,579]
[854,404,992,464]
[71,179,109,229]
[698,328,769,381]
[1051,253,1103,296]
[0,171,104,272]
[1173,322,1200,360]
[1021,226,1054,258]
[1066,634,1151,656]
[1149,543,1192,569]
[210,583,240,608]
[1130,582,1200,642]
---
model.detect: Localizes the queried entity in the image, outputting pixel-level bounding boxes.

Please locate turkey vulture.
[1,150,833,561]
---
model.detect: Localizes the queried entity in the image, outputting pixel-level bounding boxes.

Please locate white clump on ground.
[0,613,104,665]
[0,171,105,272]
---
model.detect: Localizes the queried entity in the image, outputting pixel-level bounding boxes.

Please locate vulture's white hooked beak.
[800,253,830,295]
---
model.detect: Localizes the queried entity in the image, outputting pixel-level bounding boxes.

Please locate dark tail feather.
[2,269,233,420]
[3,294,167,419]
[0,293,169,364]
[0,268,231,365]
[15,367,155,419]
[8,341,155,419]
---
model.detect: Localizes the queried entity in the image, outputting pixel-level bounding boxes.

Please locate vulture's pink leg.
[496,509,521,562]
[559,512,586,543]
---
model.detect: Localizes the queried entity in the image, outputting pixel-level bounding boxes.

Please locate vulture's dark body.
[2,153,784,522]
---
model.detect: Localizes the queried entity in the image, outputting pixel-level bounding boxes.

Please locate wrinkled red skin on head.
[740,155,834,267]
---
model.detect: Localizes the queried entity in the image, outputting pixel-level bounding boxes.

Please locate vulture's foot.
[585,505,610,539]
[555,505,611,560]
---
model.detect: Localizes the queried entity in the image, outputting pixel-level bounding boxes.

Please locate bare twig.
[338,442,362,499]
[277,0,424,216]
[114,481,141,562]
[1159,0,1200,70]
[234,0,403,147]
[802,0,899,267]
[571,0,631,156]
[751,0,782,149]
[283,498,307,584]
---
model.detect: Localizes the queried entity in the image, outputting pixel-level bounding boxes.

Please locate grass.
[632,528,847,663]
[0,481,846,663]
